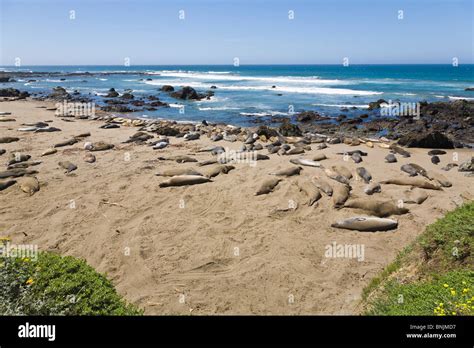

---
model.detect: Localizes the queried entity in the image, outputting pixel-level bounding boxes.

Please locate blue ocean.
[2,65,473,126]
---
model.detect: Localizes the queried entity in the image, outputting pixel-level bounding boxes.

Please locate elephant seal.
[203,165,235,178]
[401,164,418,177]
[84,153,96,163]
[343,198,409,217]
[158,155,197,163]
[0,180,16,191]
[408,163,431,179]
[431,156,440,165]
[333,184,350,208]
[356,167,372,183]
[41,148,57,157]
[54,138,78,148]
[0,149,5,156]
[315,143,327,150]
[441,163,458,171]
[268,146,281,154]
[8,154,31,165]
[325,168,350,185]
[385,154,397,163]
[351,152,363,163]
[7,161,41,170]
[159,175,212,187]
[270,166,302,177]
[0,169,38,179]
[58,161,77,173]
[19,176,40,196]
[380,178,442,190]
[312,154,327,161]
[390,145,411,158]
[402,188,428,204]
[255,178,281,195]
[197,159,218,167]
[290,158,322,168]
[284,147,305,155]
[428,149,446,156]
[296,180,322,206]
[426,171,452,187]
[0,137,20,144]
[364,182,381,195]
[156,168,203,177]
[90,142,114,151]
[337,150,367,156]
[312,177,333,196]
[331,216,398,232]
[331,165,352,180]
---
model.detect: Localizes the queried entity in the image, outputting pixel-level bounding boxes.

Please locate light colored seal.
[331,216,398,232]
[58,161,77,173]
[284,147,305,155]
[158,155,198,163]
[8,154,31,165]
[333,184,350,208]
[325,168,350,185]
[19,176,40,196]
[83,153,96,163]
[331,165,352,180]
[364,182,381,195]
[312,154,327,161]
[203,165,235,178]
[156,168,203,177]
[41,148,57,157]
[90,142,114,151]
[197,159,218,167]
[380,178,441,190]
[296,180,322,206]
[270,166,302,177]
[159,175,212,187]
[426,171,452,187]
[343,198,409,217]
[54,138,78,148]
[311,177,333,196]
[255,178,281,195]
[290,158,322,168]
[402,188,428,204]
[356,167,372,183]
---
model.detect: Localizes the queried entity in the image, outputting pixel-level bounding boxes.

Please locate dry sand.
[0,99,473,314]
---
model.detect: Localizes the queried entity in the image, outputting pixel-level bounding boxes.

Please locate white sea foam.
[198,107,241,111]
[240,111,289,117]
[448,96,474,101]
[312,103,370,108]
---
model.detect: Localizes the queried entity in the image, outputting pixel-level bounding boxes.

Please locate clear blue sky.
[0,0,472,65]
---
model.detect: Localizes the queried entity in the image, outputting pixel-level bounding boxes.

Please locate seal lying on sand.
[7,161,41,170]
[312,154,327,161]
[54,138,78,147]
[156,168,203,177]
[0,137,20,144]
[296,180,322,206]
[385,154,397,163]
[426,171,452,187]
[203,165,235,178]
[325,168,350,185]
[19,176,40,196]
[197,159,218,167]
[401,188,428,204]
[364,182,381,195]
[389,145,411,158]
[331,165,352,180]
[0,169,38,179]
[41,148,57,157]
[270,166,302,177]
[333,184,350,208]
[255,178,281,195]
[312,177,333,196]
[401,164,418,176]
[58,161,77,173]
[8,154,31,165]
[159,175,212,187]
[0,180,16,191]
[343,198,409,217]
[331,216,398,232]
[381,178,442,190]
[158,155,197,163]
[83,153,96,163]
[290,158,322,168]
[356,167,372,183]
[90,142,114,151]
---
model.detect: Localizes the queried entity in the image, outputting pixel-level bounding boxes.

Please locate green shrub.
[0,244,142,315]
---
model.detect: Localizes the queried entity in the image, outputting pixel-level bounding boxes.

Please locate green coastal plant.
[0,240,142,315]
[362,201,474,316]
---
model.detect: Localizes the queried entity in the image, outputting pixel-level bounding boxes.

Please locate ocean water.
[1,65,473,126]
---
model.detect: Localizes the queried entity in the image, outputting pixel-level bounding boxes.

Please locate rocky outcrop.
[368,99,387,110]
[170,86,207,100]
[397,131,455,149]
[161,85,175,92]
[105,88,119,98]
[279,122,302,136]
[295,111,330,123]
[0,88,29,98]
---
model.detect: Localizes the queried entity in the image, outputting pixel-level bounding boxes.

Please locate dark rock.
[368,99,387,110]
[279,122,302,136]
[295,111,330,123]
[105,88,119,98]
[121,92,134,100]
[161,85,175,92]
[101,105,133,113]
[256,125,279,139]
[465,87,474,91]
[155,126,180,136]
[397,131,455,149]
[170,86,203,100]
[210,86,217,89]
[0,88,30,98]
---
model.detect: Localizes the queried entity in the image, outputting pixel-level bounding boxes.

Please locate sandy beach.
[0,98,473,314]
